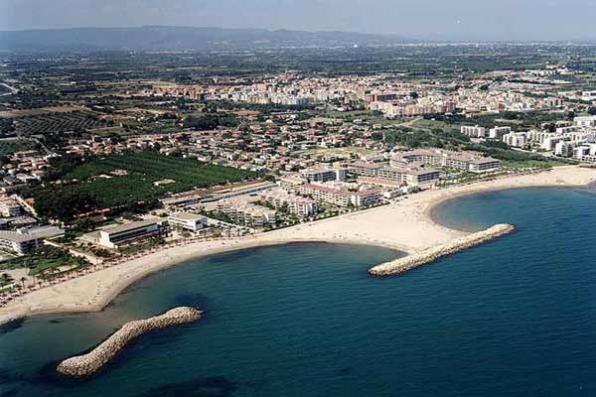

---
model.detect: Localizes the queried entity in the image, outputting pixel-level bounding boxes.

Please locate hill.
[0,26,410,52]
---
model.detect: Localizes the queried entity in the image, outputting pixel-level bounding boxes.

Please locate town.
[0,43,595,305]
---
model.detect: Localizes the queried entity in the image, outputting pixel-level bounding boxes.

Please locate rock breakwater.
[56,306,202,377]
[369,224,515,276]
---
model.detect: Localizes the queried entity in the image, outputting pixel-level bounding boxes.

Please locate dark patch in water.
[0,389,19,397]
[339,367,353,375]
[48,319,61,324]
[34,320,200,387]
[0,318,24,334]
[0,367,25,384]
[137,376,236,397]
[174,292,210,309]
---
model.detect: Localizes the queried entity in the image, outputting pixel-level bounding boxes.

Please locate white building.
[460,125,486,138]
[300,167,347,183]
[574,116,596,128]
[168,212,207,232]
[488,126,511,139]
[260,189,317,218]
[503,132,528,148]
[0,231,42,254]
[554,141,574,157]
[99,220,163,248]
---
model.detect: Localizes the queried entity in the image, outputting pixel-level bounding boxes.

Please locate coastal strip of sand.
[1,165,595,325]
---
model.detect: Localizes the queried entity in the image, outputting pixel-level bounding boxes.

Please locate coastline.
[1,165,595,325]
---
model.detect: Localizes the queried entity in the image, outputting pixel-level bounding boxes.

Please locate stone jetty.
[369,224,515,276]
[56,306,202,377]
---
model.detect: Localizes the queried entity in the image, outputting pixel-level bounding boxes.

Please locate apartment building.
[298,182,381,207]
[351,162,440,187]
[503,132,528,148]
[460,125,486,138]
[217,199,277,227]
[300,167,348,183]
[391,149,500,173]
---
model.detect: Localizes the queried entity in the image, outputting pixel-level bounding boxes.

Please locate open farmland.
[33,151,255,220]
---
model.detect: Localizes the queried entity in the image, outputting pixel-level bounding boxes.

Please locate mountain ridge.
[0,25,412,52]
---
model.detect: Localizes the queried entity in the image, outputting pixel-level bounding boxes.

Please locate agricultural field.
[33,151,255,221]
[14,111,108,135]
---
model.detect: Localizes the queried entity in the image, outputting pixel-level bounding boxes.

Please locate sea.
[1,187,596,396]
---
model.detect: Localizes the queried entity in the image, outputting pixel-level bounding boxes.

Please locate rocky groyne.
[56,306,202,377]
[369,224,515,276]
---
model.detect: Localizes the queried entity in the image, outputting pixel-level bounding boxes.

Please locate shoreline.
[1,165,596,325]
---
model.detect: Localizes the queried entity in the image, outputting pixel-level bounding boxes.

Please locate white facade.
[168,213,207,232]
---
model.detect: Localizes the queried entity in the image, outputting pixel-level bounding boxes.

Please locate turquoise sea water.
[2,187,596,396]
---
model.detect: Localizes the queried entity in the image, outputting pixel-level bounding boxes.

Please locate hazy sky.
[1,0,595,41]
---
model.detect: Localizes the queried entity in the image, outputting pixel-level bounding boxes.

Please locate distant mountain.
[0,26,411,52]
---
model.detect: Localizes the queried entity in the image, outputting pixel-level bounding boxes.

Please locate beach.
[1,165,595,324]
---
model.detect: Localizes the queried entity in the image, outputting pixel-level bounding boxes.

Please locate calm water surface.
[1,187,596,396]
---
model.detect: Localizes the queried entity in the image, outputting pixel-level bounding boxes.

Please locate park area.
[33,151,255,221]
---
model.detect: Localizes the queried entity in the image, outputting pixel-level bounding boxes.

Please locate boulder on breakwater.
[369,223,515,276]
[56,306,202,377]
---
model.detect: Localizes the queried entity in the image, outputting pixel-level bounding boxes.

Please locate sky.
[0,0,595,41]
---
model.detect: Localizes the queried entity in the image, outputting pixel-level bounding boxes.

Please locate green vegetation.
[382,119,565,168]
[0,246,89,279]
[183,113,239,130]
[32,150,254,221]
[0,139,38,162]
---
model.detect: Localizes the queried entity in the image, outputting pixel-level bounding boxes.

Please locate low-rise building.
[168,212,208,232]
[0,231,42,254]
[0,197,21,217]
[217,199,277,227]
[260,189,317,218]
[98,220,163,248]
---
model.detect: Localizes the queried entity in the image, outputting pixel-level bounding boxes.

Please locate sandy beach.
[1,165,595,324]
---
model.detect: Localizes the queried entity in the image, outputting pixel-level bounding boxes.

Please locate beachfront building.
[259,189,317,218]
[351,162,440,188]
[217,199,277,228]
[0,231,42,254]
[168,212,208,233]
[298,182,381,207]
[98,220,163,248]
[391,149,501,173]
